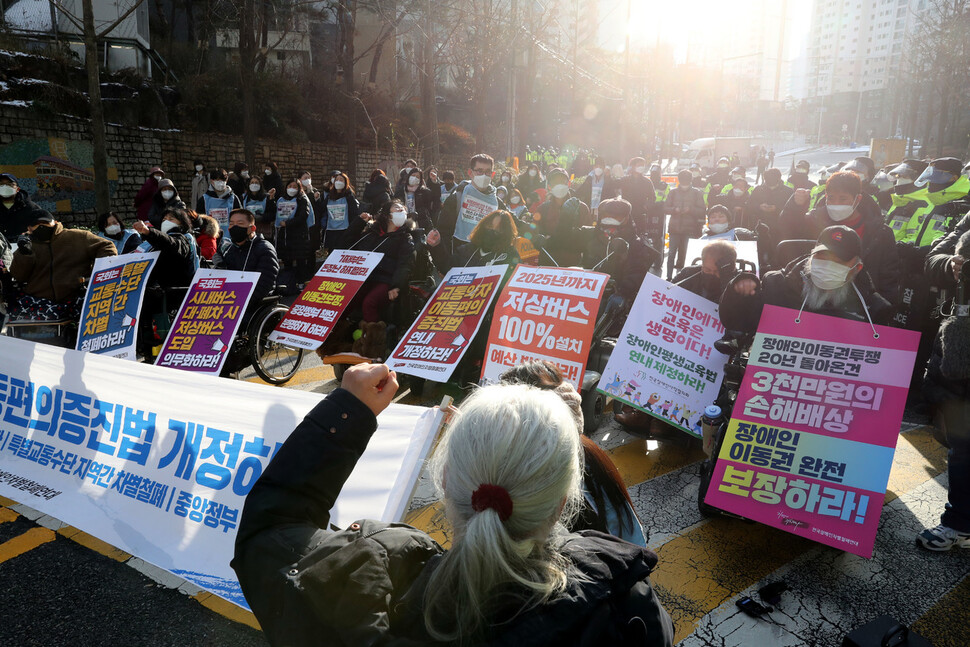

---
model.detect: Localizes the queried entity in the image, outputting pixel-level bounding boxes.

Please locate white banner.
[0,336,441,609]
[598,273,727,438]
[685,238,760,275]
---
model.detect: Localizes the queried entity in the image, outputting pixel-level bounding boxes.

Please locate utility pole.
[82,0,110,214]
[620,0,631,159]
[507,0,517,162]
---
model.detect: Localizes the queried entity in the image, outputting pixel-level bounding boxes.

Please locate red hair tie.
[471,484,513,522]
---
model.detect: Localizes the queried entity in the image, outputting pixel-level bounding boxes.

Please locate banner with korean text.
[76,252,159,361]
[268,250,383,350]
[480,266,607,388]
[0,335,442,609]
[597,273,726,438]
[387,265,508,382]
[155,269,260,374]
[703,305,920,558]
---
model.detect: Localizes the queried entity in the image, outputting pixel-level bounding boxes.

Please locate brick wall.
[0,105,471,226]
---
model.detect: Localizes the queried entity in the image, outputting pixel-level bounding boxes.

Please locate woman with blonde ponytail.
[233,363,673,647]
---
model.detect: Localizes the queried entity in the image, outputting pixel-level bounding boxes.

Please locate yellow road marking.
[405,502,452,549]
[0,495,17,507]
[0,527,56,564]
[912,572,970,647]
[56,527,131,562]
[0,508,19,524]
[605,437,705,487]
[650,426,947,644]
[245,364,334,388]
[193,592,261,630]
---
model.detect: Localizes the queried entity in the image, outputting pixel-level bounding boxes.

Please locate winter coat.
[147,191,187,229]
[922,214,970,403]
[0,191,53,240]
[575,174,619,211]
[195,189,243,219]
[274,194,313,262]
[231,388,675,647]
[192,214,221,261]
[718,256,892,334]
[535,197,592,267]
[671,264,738,303]
[778,193,902,303]
[134,176,159,221]
[747,183,793,230]
[394,185,437,231]
[263,171,285,200]
[433,239,520,273]
[578,222,661,301]
[664,187,707,237]
[140,227,198,289]
[221,234,279,304]
[191,172,209,211]
[344,216,416,290]
[362,177,393,214]
[321,190,362,251]
[10,223,116,301]
[619,174,657,233]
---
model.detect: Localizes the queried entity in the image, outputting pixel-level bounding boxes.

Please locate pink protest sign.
[704,305,920,558]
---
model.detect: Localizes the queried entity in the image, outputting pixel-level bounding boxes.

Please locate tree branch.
[97,0,146,37]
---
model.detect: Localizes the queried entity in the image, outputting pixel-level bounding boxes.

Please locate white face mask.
[153,174,163,181]
[511,196,521,205]
[161,190,175,200]
[529,169,538,177]
[403,167,413,175]
[264,169,272,176]
[635,166,646,175]
[594,167,603,177]
[249,183,261,193]
[810,257,852,290]
[391,210,407,227]
[160,220,179,234]
[707,222,729,234]
[195,165,203,172]
[104,224,121,236]
[0,185,16,198]
[550,184,569,199]
[301,178,312,188]
[334,180,346,191]
[287,187,299,197]
[408,176,420,187]
[502,175,511,183]
[826,201,856,222]
[732,188,745,197]
[212,180,227,192]
[241,171,249,179]
[472,174,491,190]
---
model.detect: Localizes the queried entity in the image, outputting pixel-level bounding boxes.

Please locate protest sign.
[155,269,260,374]
[268,250,383,350]
[703,305,920,558]
[0,335,442,609]
[481,266,607,388]
[387,265,507,382]
[76,252,159,361]
[597,273,726,438]
[685,238,759,275]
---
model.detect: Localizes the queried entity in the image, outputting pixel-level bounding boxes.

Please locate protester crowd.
[2,144,970,644]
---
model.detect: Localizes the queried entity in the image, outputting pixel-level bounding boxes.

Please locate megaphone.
[122,314,136,327]
[212,339,227,353]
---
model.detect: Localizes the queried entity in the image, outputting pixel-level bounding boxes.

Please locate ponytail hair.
[423,385,584,641]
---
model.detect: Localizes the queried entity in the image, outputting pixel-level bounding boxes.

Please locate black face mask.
[228,225,251,245]
[478,228,503,251]
[31,224,55,242]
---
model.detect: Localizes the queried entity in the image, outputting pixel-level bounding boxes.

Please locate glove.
[16,234,32,254]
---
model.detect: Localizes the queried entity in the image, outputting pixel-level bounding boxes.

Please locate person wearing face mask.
[323,172,362,252]
[242,176,278,242]
[885,159,930,241]
[0,173,53,241]
[436,154,503,250]
[220,208,279,307]
[134,166,165,222]
[699,205,750,242]
[747,168,793,232]
[671,239,739,303]
[191,160,208,212]
[720,225,892,335]
[396,159,418,194]
[195,168,242,233]
[298,170,325,263]
[262,161,285,199]
[498,169,514,190]
[147,178,186,229]
[534,168,590,238]
[438,170,458,204]
[576,156,618,217]
[576,198,660,301]
[184,209,221,263]
[10,212,116,321]
[516,163,543,203]
[664,170,707,280]
[96,211,142,255]
[507,188,529,220]
[649,164,669,202]
[275,179,315,287]
[229,162,250,198]
[787,159,816,192]
[425,166,443,207]
[343,200,416,330]
[716,167,748,197]
[430,209,520,273]
[711,176,752,229]
[708,157,733,196]
[393,168,436,232]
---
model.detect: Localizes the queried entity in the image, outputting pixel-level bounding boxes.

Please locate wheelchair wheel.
[250,306,306,384]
